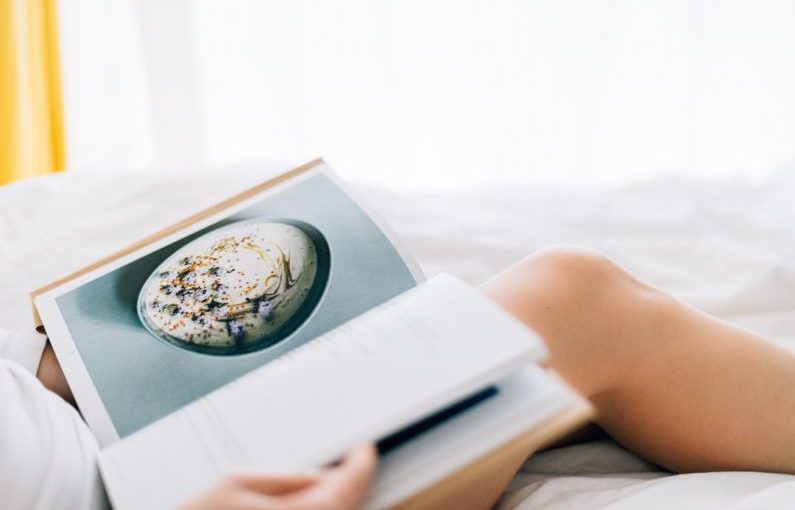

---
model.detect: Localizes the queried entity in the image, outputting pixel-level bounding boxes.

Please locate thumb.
[323,444,378,505]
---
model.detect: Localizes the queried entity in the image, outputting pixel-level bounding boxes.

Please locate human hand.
[181,444,378,510]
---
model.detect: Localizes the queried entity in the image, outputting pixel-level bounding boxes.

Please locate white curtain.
[59,0,795,191]
[57,0,154,170]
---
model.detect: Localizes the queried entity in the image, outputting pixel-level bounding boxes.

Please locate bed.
[3,167,795,509]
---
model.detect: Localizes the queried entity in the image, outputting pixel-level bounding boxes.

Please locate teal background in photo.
[56,173,419,438]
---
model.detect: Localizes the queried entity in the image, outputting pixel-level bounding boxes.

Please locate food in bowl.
[138,219,328,354]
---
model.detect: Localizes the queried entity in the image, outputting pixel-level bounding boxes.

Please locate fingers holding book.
[180,444,378,510]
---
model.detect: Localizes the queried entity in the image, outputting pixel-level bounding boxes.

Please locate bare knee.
[512,246,621,293]
[482,246,663,394]
[484,246,637,314]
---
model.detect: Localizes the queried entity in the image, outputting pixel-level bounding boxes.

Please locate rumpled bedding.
[2,167,795,509]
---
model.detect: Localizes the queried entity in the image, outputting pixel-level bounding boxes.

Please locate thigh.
[481,248,795,474]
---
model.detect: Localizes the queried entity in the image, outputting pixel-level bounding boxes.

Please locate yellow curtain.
[0,0,65,185]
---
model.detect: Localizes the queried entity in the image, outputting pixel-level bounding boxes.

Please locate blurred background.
[4,0,795,191]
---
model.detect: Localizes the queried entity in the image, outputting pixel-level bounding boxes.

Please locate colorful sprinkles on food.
[138,221,320,353]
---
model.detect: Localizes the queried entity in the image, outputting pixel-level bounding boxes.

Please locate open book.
[32,159,592,510]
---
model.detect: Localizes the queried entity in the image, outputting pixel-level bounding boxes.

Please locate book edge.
[386,372,593,510]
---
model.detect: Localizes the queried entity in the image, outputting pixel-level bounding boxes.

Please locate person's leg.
[481,247,795,474]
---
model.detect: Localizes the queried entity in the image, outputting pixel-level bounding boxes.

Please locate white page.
[99,274,548,510]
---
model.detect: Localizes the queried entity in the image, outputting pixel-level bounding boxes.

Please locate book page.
[99,274,548,510]
[34,160,424,445]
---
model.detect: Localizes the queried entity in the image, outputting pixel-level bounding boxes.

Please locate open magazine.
[32,159,592,510]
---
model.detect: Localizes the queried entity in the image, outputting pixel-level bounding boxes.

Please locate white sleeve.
[0,328,47,374]
[0,359,108,510]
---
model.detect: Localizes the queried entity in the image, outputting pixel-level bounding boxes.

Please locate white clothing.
[0,328,107,510]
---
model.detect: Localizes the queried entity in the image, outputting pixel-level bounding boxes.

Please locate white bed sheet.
[2,168,795,509]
